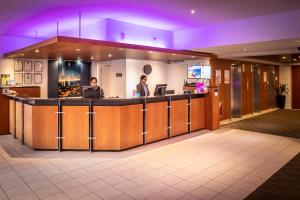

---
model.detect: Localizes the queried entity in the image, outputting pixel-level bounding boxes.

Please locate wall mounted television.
[187,65,211,79]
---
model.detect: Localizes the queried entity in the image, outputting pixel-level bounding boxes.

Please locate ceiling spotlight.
[108,54,112,58]
[243,48,248,51]
[75,48,80,52]
[190,9,196,14]
[35,49,39,53]
[282,56,286,59]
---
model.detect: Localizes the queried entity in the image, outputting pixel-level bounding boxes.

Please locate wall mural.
[58,61,82,97]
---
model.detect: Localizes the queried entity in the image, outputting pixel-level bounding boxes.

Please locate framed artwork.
[224,70,230,84]
[14,60,23,72]
[34,73,42,84]
[34,61,43,72]
[14,73,23,85]
[24,73,32,84]
[215,69,222,85]
[24,61,33,72]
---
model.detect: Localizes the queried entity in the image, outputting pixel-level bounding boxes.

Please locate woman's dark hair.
[90,77,97,82]
[140,75,147,81]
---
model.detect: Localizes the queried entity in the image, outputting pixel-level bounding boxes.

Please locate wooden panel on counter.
[120,104,143,150]
[24,105,58,149]
[9,100,15,135]
[0,93,9,134]
[94,104,143,150]
[15,101,23,139]
[191,98,206,131]
[93,106,121,150]
[146,102,168,143]
[62,106,89,150]
[170,99,188,136]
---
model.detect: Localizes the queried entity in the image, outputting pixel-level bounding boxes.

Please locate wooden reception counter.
[8,88,219,151]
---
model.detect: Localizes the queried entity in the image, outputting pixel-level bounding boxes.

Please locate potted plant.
[277,83,289,109]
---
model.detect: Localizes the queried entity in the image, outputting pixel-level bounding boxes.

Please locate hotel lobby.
[0,0,300,199]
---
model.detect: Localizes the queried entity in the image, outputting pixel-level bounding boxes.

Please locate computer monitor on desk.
[154,84,167,96]
[82,86,103,99]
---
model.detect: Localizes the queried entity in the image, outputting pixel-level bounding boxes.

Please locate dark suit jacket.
[136,83,150,97]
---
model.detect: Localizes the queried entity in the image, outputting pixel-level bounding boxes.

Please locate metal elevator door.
[268,67,276,108]
[231,66,242,118]
[253,67,261,112]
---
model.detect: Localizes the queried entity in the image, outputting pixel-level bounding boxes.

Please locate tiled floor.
[0,128,299,200]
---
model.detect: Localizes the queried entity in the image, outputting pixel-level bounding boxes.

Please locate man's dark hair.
[140,75,147,81]
[90,77,97,82]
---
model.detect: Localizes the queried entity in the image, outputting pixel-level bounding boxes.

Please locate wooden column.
[205,86,220,130]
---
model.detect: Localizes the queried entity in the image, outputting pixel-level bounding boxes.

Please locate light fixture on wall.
[91,56,94,60]
[243,48,247,51]
[75,48,80,52]
[108,54,112,58]
[35,49,39,53]
[190,9,196,14]
[58,57,63,64]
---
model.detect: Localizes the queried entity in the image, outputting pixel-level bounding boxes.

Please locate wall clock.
[143,64,152,75]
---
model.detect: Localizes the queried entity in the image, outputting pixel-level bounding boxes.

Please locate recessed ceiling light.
[190,9,196,14]
[75,48,80,51]
[35,49,39,53]
[108,54,112,58]
[282,56,286,59]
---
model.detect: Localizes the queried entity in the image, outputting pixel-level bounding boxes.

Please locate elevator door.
[231,66,242,118]
[253,67,261,112]
[268,67,276,108]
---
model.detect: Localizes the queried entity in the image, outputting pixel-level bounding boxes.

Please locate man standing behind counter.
[136,75,150,97]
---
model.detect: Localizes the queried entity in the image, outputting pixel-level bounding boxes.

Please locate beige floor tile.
[94,187,123,200]
[173,180,200,193]
[3,183,31,198]
[34,185,61,199]
[158,175,182,186]
[85,179,110,192]
[189,187,218,200]
[9,191,39,200]
[220,186,250,200]
[157,187,186,200]
[202,180,229,193]
[64,186,91,199]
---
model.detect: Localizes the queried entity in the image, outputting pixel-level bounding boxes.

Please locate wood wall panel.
[170,100,188,136]
[241,63,254,115]
[191,98,206,131]
[15,102,23,140]
[209,59,232,120]
[120,104,143,150]
[292,66,300,109]
[146,102,168,143]
[24,105,33,147]
[93,106,121,150]
[62,106,89,150]
[9,100,15,135]
[260,65,270,110]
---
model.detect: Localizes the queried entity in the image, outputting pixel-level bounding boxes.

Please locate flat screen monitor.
[201,65,211,79]
[187,66,201,79]
[187,65,211,79]
[82,86,102,99]
[154,84,167,96]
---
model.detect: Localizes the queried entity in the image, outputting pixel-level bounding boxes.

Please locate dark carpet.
[245,153,300,200]
[225,109,300,138]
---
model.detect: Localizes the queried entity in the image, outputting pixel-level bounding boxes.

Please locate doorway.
[231,65,242,118]
[292,66,300,109]
[253,67,261,112]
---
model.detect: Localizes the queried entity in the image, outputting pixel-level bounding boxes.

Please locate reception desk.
[8,89,219,151]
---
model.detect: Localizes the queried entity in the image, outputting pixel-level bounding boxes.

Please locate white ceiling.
[0,0,300,34]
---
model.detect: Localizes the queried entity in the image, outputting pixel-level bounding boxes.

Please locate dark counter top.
[7,93,207,106]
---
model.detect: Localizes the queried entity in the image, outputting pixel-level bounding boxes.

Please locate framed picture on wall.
[34,73,42,84]
[24,61,33,72]
[24,73,32,84]
[34,61,43,72]
[215,69,222,85]
[224,70,230,84]
[14,73,23,85]
[14,60,23,72]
